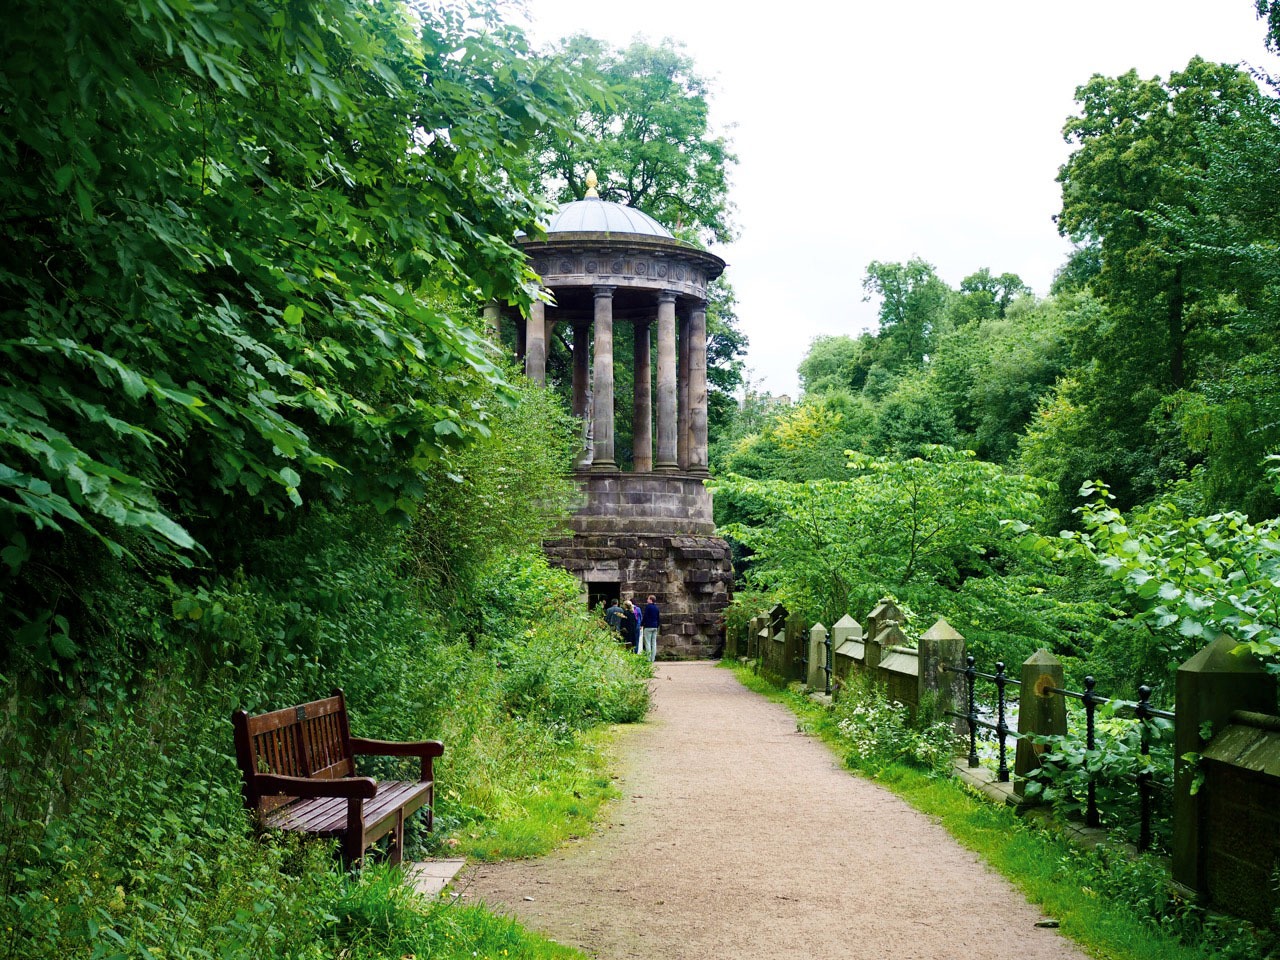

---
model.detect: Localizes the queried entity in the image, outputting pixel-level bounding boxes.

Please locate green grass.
[445,724,622,862]
[334,866,581,960]
[725,662,1274,960]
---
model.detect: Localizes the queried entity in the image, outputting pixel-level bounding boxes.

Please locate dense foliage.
[531,35,736,247]
[0,2,656,956]
[713,448,1118,667]
[715,3,1280,694]
[0,0,581,573]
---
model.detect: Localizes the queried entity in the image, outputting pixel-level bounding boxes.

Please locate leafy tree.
[0,0,581,571]
[708,378,792,475]
[714,447,1047,625]
[0,0,593,690]
[1259,0,1280,49]
[862,258,951,370]
[718,390,875,483]
[931,292,1089,463]
[409,362,581,599]
[952,268,1031,325]
[1051,244,1103,296]
[1149,84,1280,517]
[1044,57,1266,517]
[1057,57,1262,392]
[793,335,875,396]
[870,376,958,457]
[534,35,736,247]
[1022,468,1280,673]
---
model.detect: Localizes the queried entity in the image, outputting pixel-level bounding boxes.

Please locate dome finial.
[584,169,599,199]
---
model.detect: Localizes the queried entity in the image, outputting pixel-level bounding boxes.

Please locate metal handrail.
[951,660,1174,851]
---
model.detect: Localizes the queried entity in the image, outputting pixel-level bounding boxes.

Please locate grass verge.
[725,662,1272,960]
[443,723,622,862]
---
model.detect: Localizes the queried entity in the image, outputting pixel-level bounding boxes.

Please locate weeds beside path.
[460,661,1085,960]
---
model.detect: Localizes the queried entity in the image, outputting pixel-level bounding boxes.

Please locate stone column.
[591,285,618,471]
[524,298,546,386]
[678,311,691,469]
[571,323,590,419]
[482,302,501,340]
[633,320,653,472]
[688,302,709,475]
[655,291,678,471]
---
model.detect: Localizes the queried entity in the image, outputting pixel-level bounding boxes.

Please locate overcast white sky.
[513,1,1280,398]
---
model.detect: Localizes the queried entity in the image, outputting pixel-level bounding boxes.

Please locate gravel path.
[460,661,1088,959]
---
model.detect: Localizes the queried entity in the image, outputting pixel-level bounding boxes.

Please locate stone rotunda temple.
[486,175,733,658]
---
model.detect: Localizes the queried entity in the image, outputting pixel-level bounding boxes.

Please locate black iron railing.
[947,658,1175,852]
[946,657,1021,782]
[1043,678,1175,851]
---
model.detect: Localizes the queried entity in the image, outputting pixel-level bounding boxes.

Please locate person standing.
[622,599,640,652]
[605,598,625,641]
[629,597,643,653]
[640,594,660,662]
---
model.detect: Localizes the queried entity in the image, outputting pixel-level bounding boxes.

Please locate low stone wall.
[1201,714,1280,924]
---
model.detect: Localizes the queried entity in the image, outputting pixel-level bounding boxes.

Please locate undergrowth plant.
[1023,705,1176,851]
[828,670,959,776]
[0,503,644,959]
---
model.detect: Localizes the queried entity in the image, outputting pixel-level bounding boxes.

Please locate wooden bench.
[232,690,443,867]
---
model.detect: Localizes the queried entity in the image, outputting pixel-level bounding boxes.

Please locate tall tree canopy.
[533,35,736,246]
[861,258,950,371]
[1056,57,1262,392]
[0,0,581,569]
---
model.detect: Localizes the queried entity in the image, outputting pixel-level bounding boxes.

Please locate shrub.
[1022,704,1176,851]
[829,672,958,775]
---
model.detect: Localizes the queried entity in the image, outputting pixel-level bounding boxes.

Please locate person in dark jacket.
[640,595,660,661]
[604,599,624,638]
[622,599,640,651]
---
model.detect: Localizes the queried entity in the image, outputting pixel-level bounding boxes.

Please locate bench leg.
[342,797,365,869]
[389,807,405,867]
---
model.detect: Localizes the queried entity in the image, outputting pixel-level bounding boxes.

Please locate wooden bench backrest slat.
[234,692,356,815]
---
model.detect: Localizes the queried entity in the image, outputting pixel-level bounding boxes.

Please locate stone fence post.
[865,598,904,654]
[1173,635,1277,897]
[807,623,828,691]
[1012,649,1068,805]
[918,618,966,736]
[750,614,767,660]
[867,620,905,675]
[785,612,806,682]
[830,614,864,684]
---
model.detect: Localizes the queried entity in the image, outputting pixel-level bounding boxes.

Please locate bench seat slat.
[263,781,433,836]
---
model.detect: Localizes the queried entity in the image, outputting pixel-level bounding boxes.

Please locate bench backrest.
[232,690,354,814]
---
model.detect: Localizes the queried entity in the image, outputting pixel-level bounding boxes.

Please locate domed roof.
[545,197,674,239]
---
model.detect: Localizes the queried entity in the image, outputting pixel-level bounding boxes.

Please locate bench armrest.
[254,773,378,800]
[350,737,443,781]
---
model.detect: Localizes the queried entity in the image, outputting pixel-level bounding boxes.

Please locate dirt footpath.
[459,661,1087,960]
